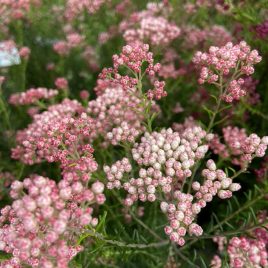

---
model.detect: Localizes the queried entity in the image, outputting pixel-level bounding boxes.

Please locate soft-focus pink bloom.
[9,88,58,105]
[19,46,31,59]
[80,90,90,100]
[55,77,68,90]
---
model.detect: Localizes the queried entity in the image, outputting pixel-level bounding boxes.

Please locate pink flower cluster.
[158,49,187,79]
[120,2,180,46]
[64,0,108,21]
[12,99,84,165]
[97,43,167,100]
[0,175,104,268]
[112,43,159,78]
[210,126,268,167]
[254,19,268,39]
[184,0,230,14]
[19,46,31,59]
[223,79,247,102]
[6,95,107,266]
[0,0,40,29]
[9,88,58,106]
[53,32,85,56]
[105,120,252,246]
[228,235,268,267]
[184,25,232,49]
[123,16,180,46]
[214,211,268,267]
[193,41,262,102]
[59,173,105,205]
[123,170,173,205]
[82,45,100,71]
[87,87,146,146]
[53,41,70,56]
[15,113,97,177]
[55,77,68,90]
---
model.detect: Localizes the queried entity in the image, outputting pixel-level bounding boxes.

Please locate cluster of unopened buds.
[123,168,173,205]
[210,126,268,167]
[161,192,203,246]
[147,80,167,100]
[105,126,213,208]
[107,121,141,145]
[9,88,58,106]
[193,41,262,102]
[0,175,104,268]
[223,79,246,103]
[161,159,240,246]
[132,127,210,179]
[104,158,132,189]
[193,159,241,202]
[24,113,97,174]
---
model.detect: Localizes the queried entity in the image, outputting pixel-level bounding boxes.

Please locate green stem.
[0,86,12,131]
[207,74,224,133]
[186,74,226,193]
[80,230,169,249]
[130,210,163,242]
